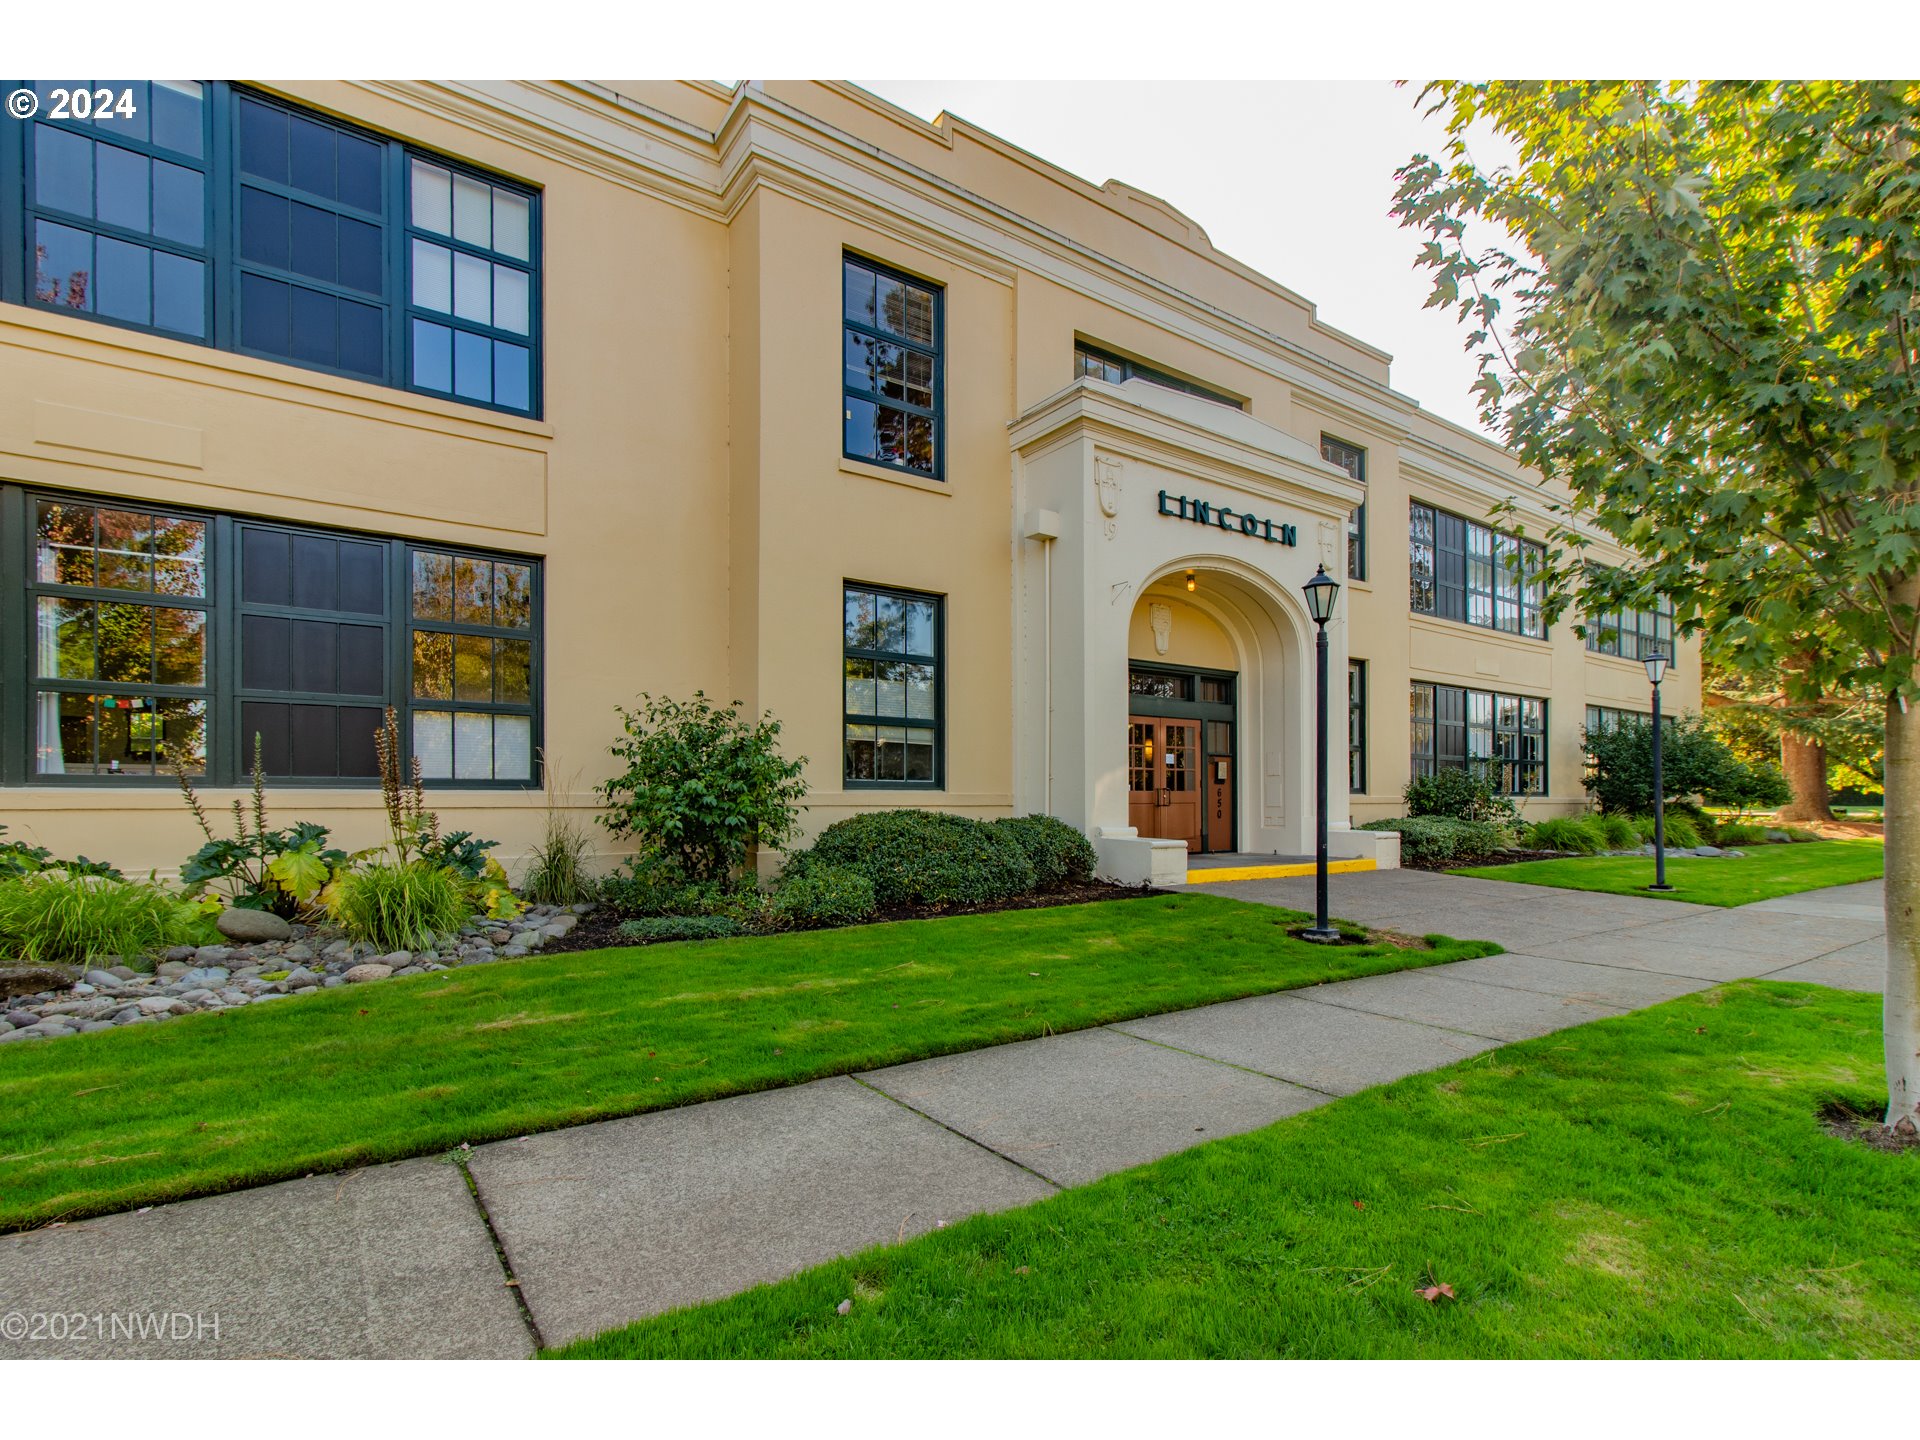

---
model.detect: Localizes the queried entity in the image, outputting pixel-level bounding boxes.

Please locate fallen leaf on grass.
[1352,1200,1366,1209]
[1415,1283,1456,1303]
[835,1299,853,1316]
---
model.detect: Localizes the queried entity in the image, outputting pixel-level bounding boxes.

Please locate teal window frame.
[0,80,542,418]
[1409,500,1546,640]
[1348,658,1366,794]
[1410,680,1546,796]
[842,581,944,789]
[1320,434,1367,581]
[1585,598,1674,661]
[0,482,544,789]
[842,253,944,481]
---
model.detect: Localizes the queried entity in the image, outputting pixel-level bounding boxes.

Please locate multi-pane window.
[1410,681,1546,795]
[408,550,536,782]
[1075,341,1242,409]
[843,583,942,787]
[406,159,535,411]
[1409,501,1544,639]
[24,81,210,340]
[5,82,541,416]
[843,255,941,479]
[28,497,209,777]
[1586,599,1674,661]
[1321,436,1366,581]
[1348,659,1366,793]
[3,484,541,787]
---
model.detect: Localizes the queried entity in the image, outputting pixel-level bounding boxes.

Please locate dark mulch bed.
[1819,1098,1920,1156]
[536,881,1165,956]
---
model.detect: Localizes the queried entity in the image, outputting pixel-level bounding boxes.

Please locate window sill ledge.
[1408,613,1551,647]
[839,456,951,495]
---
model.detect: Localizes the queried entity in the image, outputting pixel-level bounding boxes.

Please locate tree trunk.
[1885,692,1920,1128]
[1778,730,1834,821]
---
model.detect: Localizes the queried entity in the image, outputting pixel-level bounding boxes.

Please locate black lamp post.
[1301,564,1342,942]
[1644,649,1674,892]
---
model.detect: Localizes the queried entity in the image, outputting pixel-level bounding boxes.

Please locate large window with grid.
[1321,436,1366,581]
[842,255,942,479]
[842,583,942,787]
[1586,599,1674,661]
[2,484,541,787]
[1409,500,1544,639]
[1075,341,1242,409]
[3,81,541,416]
[1410,681,1546,795]
[1348,658,1367,793]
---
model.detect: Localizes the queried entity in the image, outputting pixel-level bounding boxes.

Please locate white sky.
[853,80,1496,436]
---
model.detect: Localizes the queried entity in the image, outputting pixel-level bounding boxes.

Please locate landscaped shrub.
[760,865,877,931]
[1402,764,1520,827]
[599,852,761,922]
[174,736,344,917]
[1357,816,1509,866]
[0,825,124,882]
[1524,816,1609,854]
[990,814,1097,890]
[1714,822,1765,846]
[598,692,809,883]
[0,875,195,967]
[806,810,1036,907]
[323,862,473,952]
[1581,714,1749,814]
[616,915,750,944]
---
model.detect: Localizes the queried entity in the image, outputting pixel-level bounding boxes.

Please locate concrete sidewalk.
[0,873,1886,1358]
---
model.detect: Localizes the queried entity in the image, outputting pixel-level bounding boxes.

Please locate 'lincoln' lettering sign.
[1156,490,1297,547]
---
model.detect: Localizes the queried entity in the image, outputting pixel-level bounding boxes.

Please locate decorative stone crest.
[1094,456,1122,540]
[1149,603,1173,656]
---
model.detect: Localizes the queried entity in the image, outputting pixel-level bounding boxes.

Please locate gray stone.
[500,946,530,959]
[282,943,316,962]
[323,940,355,961]
[250,993,292,1003]
[25,1022,76,1038]
[0,1159,530,1358]
[391,966,423,979]
[280,966,319,989]
[470,1076,1050,1347]
[178,967,230,988]
[323,976,347,988]
[344,964,393,984]
[177,989,216,1005]
[163,946,196,962]
[108,965,138,981]
[136,997,184,1016]
[1116,993,1498,1097]
[156,961,190,980]
[84,970,120,986]
[215,909,292,943]
[79,1021,116,1034]
[863,1027,1324,1188]
[1690,845,1726,857]
[0,966,77,1001]
[377,952,412,967]
[0,1029,43,1043]
[111,1008,140,1025]
[4,1010,39,1028]
[192,946,233,965]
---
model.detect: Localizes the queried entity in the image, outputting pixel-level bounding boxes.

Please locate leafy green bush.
[1403,765,1520,827]
[807,810,1037,907]
[174,738,343,916]
[1717,759,1793,817]
[1714,822,1765,846]
[0,875,194,967]
[617,915,750,944]
[1357,816,1509,866]
[0,824,124,882]
[598,693,809,883]
[760,865,876,931]
[1581,714,1754,814]
[323,862,472,952]
[599,852,761,922]
[990,814,1097,890]
[1524,816,1609,854]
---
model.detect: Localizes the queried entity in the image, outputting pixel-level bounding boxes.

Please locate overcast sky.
[853,80,1497,437]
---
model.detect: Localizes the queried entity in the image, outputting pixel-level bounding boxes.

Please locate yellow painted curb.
[1184,858,1378,885]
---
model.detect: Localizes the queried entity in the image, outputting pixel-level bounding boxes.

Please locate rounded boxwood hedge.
[991,814,1097,890]
[804,809,1037,907]
[762,864,877,930]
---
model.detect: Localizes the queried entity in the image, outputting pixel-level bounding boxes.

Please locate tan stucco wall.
[0,79,1701,878]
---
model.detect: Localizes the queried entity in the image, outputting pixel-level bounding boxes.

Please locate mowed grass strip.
[0,893,1497,1231]
[1450,837,1884,906]
[559,983,1919,1360]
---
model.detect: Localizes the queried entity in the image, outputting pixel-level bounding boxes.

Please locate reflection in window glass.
[843,583,941,787]
[842,255,941,479]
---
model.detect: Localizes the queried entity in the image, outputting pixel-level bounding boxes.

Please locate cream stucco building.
[0,79,1698,880]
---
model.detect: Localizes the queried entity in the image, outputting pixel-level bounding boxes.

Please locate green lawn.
[0,894,1497,1232]
[1449,837,1883,906]
[558,983,1918,1359]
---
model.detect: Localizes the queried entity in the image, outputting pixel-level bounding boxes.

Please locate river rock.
[343,963,394,984]
[1,966,78,1001]
[216,908,291,942]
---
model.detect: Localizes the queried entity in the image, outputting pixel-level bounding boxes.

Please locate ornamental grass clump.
[324,863,472,953]
[1523,816,1610,855]
[0,874,195,968]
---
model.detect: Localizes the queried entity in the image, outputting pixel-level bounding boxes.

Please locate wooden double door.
[1127,714,1235,853]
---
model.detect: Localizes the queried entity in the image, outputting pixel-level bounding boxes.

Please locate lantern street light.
[1300,564,1342,942]
[1644,649,1674,892]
